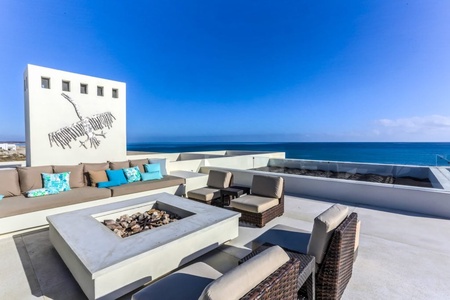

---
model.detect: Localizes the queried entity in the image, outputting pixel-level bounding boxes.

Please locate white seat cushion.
[307,204,349,264]
[187,187,221,202]
[199,246,289,300]
[230,195,279,213]
[132,262,222,300]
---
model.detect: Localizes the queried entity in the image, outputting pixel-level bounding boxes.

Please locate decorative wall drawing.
[48,93,116,149]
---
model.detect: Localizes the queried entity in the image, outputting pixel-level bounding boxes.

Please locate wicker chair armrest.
[240,257,300,300]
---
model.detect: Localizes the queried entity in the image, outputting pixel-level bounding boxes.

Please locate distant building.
[0,143,16,151]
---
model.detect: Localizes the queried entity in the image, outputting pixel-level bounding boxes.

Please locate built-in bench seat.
[0,187,111,218]
[0,159,187,235]
[109,175,185,197]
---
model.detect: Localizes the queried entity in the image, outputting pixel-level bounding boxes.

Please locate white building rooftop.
[1,193,449,299]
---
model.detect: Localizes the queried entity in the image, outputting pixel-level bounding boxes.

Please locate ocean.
[127,142,450,166]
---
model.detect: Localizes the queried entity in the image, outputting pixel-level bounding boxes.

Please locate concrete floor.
[1,194,450,299]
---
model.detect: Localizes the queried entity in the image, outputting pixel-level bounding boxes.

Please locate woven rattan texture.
[315,212,357,299]
[232,182,285,227]
[240,257,300,300]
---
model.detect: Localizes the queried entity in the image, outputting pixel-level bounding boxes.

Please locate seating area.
[3,191,450,299]
[249,204,358,299]
[133,202,358,300]
[2,160,449,299]
[187,170,233,204]
[0,158,186,234]
[132,246,300,300]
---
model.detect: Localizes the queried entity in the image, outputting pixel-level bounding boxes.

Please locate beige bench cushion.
[83,162,109,186]
[0,187,111,218]
[108,175,185,197]
[207,170,232,189]
[132,262,222,300]
[17,165,53,192]
[230,194,279,213]
[0,169,21,197]
[129,158,149,173]
[251,175,283,198]
[187,187,220,202]
[88,170,108,187]
[199,245,289,300]
[109,160,130,170]
[307,204,349,264]
[53,164,85,188]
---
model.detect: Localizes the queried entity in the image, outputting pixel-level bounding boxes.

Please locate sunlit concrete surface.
[1,194,449,299]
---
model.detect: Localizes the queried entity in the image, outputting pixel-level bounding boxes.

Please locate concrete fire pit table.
[47,192,240,300]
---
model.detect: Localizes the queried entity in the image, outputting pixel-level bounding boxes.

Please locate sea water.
[127,142,450,166]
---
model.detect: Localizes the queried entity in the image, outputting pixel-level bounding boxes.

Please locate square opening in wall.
[41,77,50,89]
[62,81,70,92]
[112,88,119,98]
[97,86,104,96]
[80,84,88,94]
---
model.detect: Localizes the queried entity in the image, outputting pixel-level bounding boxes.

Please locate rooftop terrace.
[1,193,449,299]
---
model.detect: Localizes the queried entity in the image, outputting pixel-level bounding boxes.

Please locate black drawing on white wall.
[48,93,116,149]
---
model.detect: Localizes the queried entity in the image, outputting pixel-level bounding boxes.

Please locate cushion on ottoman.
[199,245,289,300]
[206,170,232,189]
[17,165,53,192]
[53,164,84,188]
[0,169,22,197]
[307,204,349,264]
[230,195,279,213]
[251,175,283,198]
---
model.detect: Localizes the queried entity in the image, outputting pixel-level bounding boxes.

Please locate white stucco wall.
[24,65,126,166]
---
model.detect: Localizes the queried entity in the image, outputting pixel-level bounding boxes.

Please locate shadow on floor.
[13,228,87,300]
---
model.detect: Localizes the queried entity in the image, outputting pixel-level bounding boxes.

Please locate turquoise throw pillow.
[0,194,4,200]
[123,166,142,183]
[141,172,163,181]
[26,188,59,198]
[106,169,128,185]
[42,172,71,192]
[97,181,121,188]
[144,163,163,180]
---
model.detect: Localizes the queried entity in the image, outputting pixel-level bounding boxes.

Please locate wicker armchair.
[314,212,357,299]
[132,245,300,300]
[250,204,358,300]
[231,175,285,227]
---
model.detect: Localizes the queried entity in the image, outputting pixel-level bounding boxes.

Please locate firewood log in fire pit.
[102,209,181,238]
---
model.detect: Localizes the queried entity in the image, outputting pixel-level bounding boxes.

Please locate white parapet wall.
[24,64,127,166]
[201,165,450,219]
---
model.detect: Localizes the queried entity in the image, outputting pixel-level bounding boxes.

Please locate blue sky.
[1,0,450,142]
